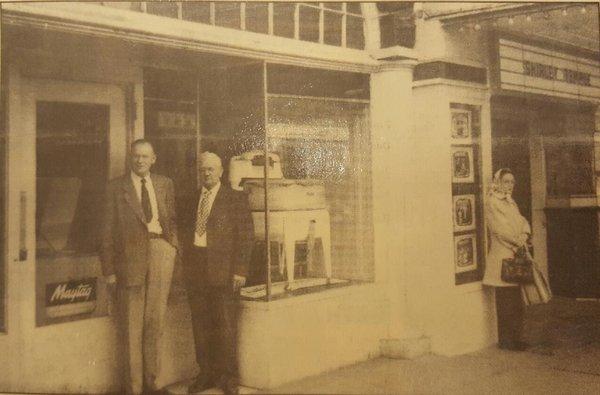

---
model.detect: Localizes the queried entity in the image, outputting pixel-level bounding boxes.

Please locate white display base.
[241,277,347,299]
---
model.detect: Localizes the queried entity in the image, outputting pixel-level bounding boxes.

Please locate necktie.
[141,178,152,223]
[195,189,212,237]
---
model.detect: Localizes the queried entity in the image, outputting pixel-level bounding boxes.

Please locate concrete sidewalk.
[262,347,600,394]
[170,298,600,394]
[263,297,600,394]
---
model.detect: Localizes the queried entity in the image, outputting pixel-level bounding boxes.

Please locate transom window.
[103,2,366,49]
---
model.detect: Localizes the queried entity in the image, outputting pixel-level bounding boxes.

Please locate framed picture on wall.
[450,109,472,143]
[451,146,475,183]
[454,233,478,273]
[453,194,476,232]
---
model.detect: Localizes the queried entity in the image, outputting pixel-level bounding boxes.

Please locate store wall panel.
[411,80,495,355]
[238,284,387,388]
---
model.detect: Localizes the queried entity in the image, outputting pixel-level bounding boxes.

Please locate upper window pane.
[346,15,365,49]
[182,2,211,24]
[215,2,241,29]
[323,3,343,10]
[299,4,320,42]
[246,2,269,34]
[324,11,343,46]
[346,2,362,14]
[146,2,178,19]
[273,3,296,38]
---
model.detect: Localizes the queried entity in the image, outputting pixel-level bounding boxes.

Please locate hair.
[130,138,155,153]
[199,151,223,168]
[495,168,514,181]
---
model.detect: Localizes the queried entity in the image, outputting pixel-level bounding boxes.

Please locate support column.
[371,60,430,359]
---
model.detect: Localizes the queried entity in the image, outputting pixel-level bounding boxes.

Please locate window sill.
[240,280,378,309]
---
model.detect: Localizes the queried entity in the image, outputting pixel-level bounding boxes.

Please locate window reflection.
[36,102,108,256]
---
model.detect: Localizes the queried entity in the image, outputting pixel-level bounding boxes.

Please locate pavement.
[170,297,600,394]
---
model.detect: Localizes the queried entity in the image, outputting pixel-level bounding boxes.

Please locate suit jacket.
[181,185,254,287]
[100,173,178,287]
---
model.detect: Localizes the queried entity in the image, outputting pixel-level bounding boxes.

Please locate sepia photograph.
[453,193,476,231]
[0,1,599,394]
[454,233,478,273]
[451,145,475,183]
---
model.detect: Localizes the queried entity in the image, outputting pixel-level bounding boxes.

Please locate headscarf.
[490,168,515,202]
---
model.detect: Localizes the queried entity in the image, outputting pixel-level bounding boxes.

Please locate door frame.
[1,72,127,390]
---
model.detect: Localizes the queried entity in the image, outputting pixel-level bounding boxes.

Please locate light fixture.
[508,16,514,25]
[562,8,568,16]
[526,15,532,22]
[474,23,481,31]
[581,6,587,14]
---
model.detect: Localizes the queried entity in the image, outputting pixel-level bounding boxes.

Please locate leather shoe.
[188,374,214,394]
[218,376,239,395]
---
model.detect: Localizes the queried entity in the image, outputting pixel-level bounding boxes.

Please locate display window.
[144,61,373,300]
[545,142,595,197]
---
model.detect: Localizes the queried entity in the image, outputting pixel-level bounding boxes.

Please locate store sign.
[522,61,591,86]
[498,39,600,102]
[157,111,196,130]
[45,278,97,318]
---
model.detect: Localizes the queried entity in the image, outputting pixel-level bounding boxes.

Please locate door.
[1,76,127,391]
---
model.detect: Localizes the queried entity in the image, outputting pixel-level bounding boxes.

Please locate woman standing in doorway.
[484,168,531,351]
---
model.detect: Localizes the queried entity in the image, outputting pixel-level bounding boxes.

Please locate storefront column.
[370,59,430,358]
[595,107,600,204]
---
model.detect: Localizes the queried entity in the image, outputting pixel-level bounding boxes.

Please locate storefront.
[0,2,598,393]
[413,1,599,354]
[0,2,406,393]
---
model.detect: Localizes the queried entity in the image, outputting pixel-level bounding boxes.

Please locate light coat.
[483,192,531,287]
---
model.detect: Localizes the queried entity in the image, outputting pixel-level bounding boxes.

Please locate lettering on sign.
[46,278,97,307]
[157,111,196,130]
[522,60,591,86]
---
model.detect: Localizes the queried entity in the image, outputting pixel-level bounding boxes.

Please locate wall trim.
[414,61,488,84]
[2,2,380,74]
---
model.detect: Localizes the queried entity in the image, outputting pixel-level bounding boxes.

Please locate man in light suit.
[101,139,178,394]
[181,152,253,395]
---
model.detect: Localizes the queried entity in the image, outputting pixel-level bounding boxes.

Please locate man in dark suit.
[100,139,178,394]
[181,152,253,395]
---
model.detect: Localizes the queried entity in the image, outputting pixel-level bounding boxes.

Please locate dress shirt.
[194,182,221,247]
[130,172,163,234]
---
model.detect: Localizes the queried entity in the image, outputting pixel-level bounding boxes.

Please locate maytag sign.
[498,38,600,102]
[45,278,97,318]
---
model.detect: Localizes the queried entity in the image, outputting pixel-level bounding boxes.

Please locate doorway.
[12,78,127,328]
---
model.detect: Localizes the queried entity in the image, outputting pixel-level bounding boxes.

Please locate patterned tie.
[140,178,152,223]
[195,189,212,238]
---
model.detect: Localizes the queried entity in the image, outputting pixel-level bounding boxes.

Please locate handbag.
[521,248,552,306]
[501,246,534,284]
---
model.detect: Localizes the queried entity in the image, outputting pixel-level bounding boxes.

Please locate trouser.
[186,247,240,383]
[495,286,525,346]
[117,238,176,395]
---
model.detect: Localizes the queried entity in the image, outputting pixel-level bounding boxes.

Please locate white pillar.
[370,60,430,358]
